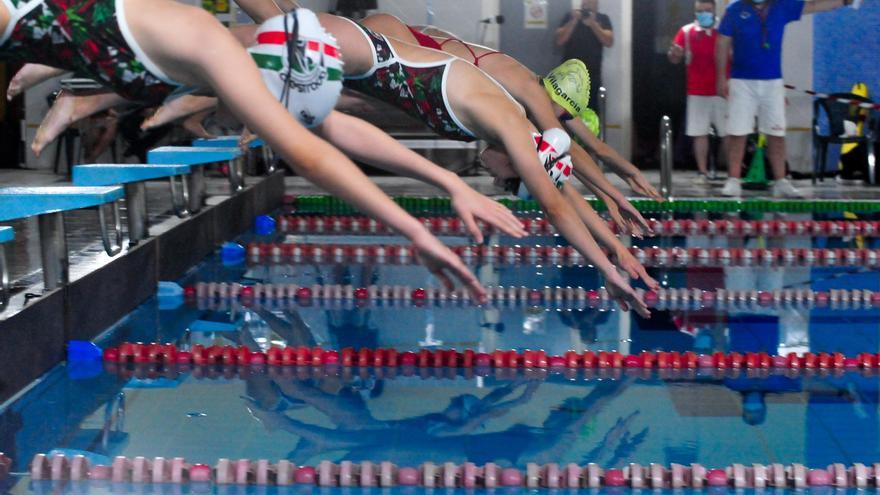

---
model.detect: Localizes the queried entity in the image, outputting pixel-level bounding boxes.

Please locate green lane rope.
[290,196,880,215]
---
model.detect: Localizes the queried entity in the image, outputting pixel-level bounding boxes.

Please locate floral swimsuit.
[0,0,178,103]
[342,20,477,142]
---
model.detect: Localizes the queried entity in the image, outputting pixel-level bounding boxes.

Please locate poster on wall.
[524,0,548,29]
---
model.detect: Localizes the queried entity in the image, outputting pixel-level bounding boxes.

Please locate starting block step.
[192,136,264,149]
[147,146,241,165]
[73,164,192,186]
[0,187,124,222]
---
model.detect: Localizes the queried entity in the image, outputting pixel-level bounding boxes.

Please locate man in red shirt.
[668,0,726,185]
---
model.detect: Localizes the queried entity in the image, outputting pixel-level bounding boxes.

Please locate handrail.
[169,175,190,218]
[0,246,8,312]
[229,156,245,192]
[98,201,123,256]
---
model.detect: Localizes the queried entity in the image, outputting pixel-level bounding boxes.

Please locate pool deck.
[284,170,880,201]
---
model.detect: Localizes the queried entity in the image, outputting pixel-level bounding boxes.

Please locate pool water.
[2,210,880,494]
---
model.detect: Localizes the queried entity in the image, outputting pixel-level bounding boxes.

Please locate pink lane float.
[24,455,880,489]
[244,241,880,268]
[188,282,880,312]
[277,215,880,239]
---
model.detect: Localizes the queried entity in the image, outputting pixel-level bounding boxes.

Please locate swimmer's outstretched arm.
[127,0,486,301]
[565,118,662,201]
[472,105,648,316]
[315,111,527,243]
[561,183,658,290]
[568,143,649,235]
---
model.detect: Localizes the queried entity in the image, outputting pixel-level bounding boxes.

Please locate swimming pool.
[2,203,880,493]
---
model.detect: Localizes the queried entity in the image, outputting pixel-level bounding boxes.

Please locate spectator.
[555,0,614,108]
[668,0,727,186]
[716,0,861,198]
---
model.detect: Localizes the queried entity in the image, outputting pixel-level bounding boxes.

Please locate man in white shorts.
[715,0,861,198]
[669,0,727,186]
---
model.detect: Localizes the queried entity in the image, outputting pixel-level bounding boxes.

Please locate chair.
[812,92,874,183]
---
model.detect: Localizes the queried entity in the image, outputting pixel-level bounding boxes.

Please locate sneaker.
[694,173,710,187]
[721,177,742,197]
[772,178,805,198]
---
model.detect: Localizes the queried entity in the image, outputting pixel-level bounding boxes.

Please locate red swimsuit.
[406,26,503,67]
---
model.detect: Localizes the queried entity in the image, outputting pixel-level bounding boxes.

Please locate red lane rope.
[21,454,880,489]
[103,342,880,371]
[278,215,880,238]
[188,283,880,310]
[243,242,880,267]
[104,360,880,382]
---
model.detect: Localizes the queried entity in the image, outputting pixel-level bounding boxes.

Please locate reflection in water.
[241,369,642,467]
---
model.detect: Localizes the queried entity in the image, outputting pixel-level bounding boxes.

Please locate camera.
[580,9,593,19]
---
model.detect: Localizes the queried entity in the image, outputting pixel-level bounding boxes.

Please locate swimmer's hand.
[605,199,649,239]
[618,198,651,239]
[613,247,660,291]
[604,271,650,318]
[450,186,527,243]
[625,172,663,202]
[412,230,487,304]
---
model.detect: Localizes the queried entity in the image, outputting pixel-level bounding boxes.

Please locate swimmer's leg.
[32,91,127,157]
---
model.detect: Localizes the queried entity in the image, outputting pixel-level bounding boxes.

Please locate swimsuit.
[405,25,503,67]
[0,0,179,103]
[406,25,441,50]
[342,20,477,142]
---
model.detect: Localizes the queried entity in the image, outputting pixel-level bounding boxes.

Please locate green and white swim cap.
[542,59,591,118]
[248,8,344,128]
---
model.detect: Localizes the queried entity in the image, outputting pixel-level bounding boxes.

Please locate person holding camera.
[555,0,614,108]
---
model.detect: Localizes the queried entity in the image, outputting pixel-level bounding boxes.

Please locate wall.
[377,0,489,43]
[498,0,572,77]
[595,0,633,160]
[814,2,880,94]
[781,13,813,173]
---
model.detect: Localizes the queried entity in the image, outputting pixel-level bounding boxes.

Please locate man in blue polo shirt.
[715,0,863,198]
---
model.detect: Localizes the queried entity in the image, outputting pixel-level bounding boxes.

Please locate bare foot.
[181,110,215,139]
[7,64,65,101]
[32,90,76,157]
[141,95,217,131]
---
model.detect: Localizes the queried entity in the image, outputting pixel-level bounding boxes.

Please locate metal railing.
[659,115,673,200]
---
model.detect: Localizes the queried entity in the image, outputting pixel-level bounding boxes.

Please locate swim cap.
[248,9,344,128]
[571,108,600,149]
[542,59,591,118]
[581,108,600,137]
[517,128,573,199]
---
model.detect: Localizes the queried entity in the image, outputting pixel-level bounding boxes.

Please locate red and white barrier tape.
[785,83,880,111]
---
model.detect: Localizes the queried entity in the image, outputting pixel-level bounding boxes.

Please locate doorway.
[631,0,693,169]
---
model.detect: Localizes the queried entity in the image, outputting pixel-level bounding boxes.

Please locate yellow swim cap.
[542,59,591,118]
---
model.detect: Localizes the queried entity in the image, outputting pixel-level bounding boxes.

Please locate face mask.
[696,12,715,28]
